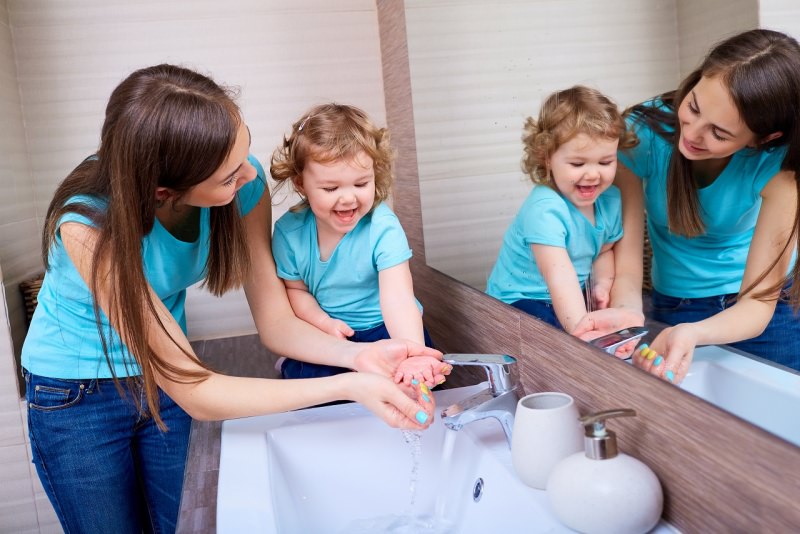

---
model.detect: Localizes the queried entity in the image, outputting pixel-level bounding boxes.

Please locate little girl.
[271,103,448,385]
[486,86,638,338]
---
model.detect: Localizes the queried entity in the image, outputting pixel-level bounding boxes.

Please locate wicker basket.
[19,273,44,326]
[643,222,653,292]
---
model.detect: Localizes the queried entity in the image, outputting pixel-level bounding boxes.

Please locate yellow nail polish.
[420,383,430,395]
[436,377,446,385]
[646,350,656,361]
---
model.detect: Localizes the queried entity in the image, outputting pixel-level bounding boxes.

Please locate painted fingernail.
[654,355,663,367]
[420,383,430,395]
[665,370,675,382]
[648,349,657,361]
[443,365,453,374]
[411,379,419,385]
[421,394,431,403]
[415,410,429,424]
[436,377,446,385]
[638,343,649,352]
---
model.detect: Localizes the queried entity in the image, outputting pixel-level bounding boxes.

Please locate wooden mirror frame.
[376,1,799,530]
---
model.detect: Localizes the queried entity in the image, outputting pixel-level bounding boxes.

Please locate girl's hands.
[571,307,644,358]
[352,339,443,378]
[633,323,699,385]
[592,280,613,310]
[394,356,452,388]
[347,372,437,430]
[322,317,355,339]
[572,307,645,340]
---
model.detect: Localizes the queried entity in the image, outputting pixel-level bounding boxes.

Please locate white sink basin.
[217,385,558,533]
[680,345,800,446]
[217,384,676,533]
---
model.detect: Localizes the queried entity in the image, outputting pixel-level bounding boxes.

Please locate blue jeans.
[281,322,435,379]
[510,299,563,330]
[649,289,800,371]
[24,370,191,534]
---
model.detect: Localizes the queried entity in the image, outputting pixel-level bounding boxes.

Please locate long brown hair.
[521,85,638,185]
[42,64,251,428]
[626,29,800,306]
[270,103,394,211]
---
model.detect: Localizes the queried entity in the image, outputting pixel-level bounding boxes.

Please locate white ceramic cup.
[511,392,583,490]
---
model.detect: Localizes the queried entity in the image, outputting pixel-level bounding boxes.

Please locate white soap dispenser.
[546,408,663,534]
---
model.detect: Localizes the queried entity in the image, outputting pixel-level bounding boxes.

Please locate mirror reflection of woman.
[576,29,800,383]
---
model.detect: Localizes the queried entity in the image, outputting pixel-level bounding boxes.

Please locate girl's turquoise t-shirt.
[486,184,623,304]
[619,102,787,298]
[272,202,418,330]
[21,154,267,379]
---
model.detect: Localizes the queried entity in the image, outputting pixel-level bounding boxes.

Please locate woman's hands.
[634,323,700,384]
[394,356,452,387]
[346,372,437,430]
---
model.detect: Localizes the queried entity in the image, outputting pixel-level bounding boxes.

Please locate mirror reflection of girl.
[485,86,637,352]
[575,29,800,383]
[21,66,440,533]
[271,103,449,386]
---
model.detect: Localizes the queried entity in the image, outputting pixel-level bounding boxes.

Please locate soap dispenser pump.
[546,408,663,534]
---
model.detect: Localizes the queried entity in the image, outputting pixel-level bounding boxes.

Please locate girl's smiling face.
[297,150,376,239]
[548,133,618,212]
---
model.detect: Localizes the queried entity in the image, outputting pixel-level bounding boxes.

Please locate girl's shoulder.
[598,184,621,202]
[274,206,313,233]
[365,202,402,228]
[529,184,567,207]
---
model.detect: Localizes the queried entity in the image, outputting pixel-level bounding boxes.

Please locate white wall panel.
[7,0,386,340]
[406,0,679,290]
[759,0,800,38]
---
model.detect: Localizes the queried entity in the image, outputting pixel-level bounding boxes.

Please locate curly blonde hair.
[271,103,394,211]
[522,85,638,184]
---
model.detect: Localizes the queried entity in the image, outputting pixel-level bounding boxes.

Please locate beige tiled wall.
[676,0,759,77]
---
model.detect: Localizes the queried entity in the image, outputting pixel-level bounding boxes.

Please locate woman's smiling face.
[676,75,759,161]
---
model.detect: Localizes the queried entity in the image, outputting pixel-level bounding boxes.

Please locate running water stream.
[338,429,458,533]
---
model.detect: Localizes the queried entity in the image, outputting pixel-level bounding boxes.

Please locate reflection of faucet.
[440,354,521,448]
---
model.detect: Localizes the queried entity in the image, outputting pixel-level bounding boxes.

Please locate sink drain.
[472,478,484,502]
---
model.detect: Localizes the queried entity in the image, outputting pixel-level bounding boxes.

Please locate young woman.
[21,64,442,533]
[575,29,800,383]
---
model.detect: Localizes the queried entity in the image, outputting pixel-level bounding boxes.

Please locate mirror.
[403,0,800,445]
[406,0,760,290]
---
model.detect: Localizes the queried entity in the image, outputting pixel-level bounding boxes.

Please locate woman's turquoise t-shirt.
[21,154,267,379]
[619,102,787,297]
[486,184,623,304]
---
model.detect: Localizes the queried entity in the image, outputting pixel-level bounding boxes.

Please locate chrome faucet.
[440,354,521,448]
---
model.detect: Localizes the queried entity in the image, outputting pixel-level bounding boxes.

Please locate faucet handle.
[443,354,519,396]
